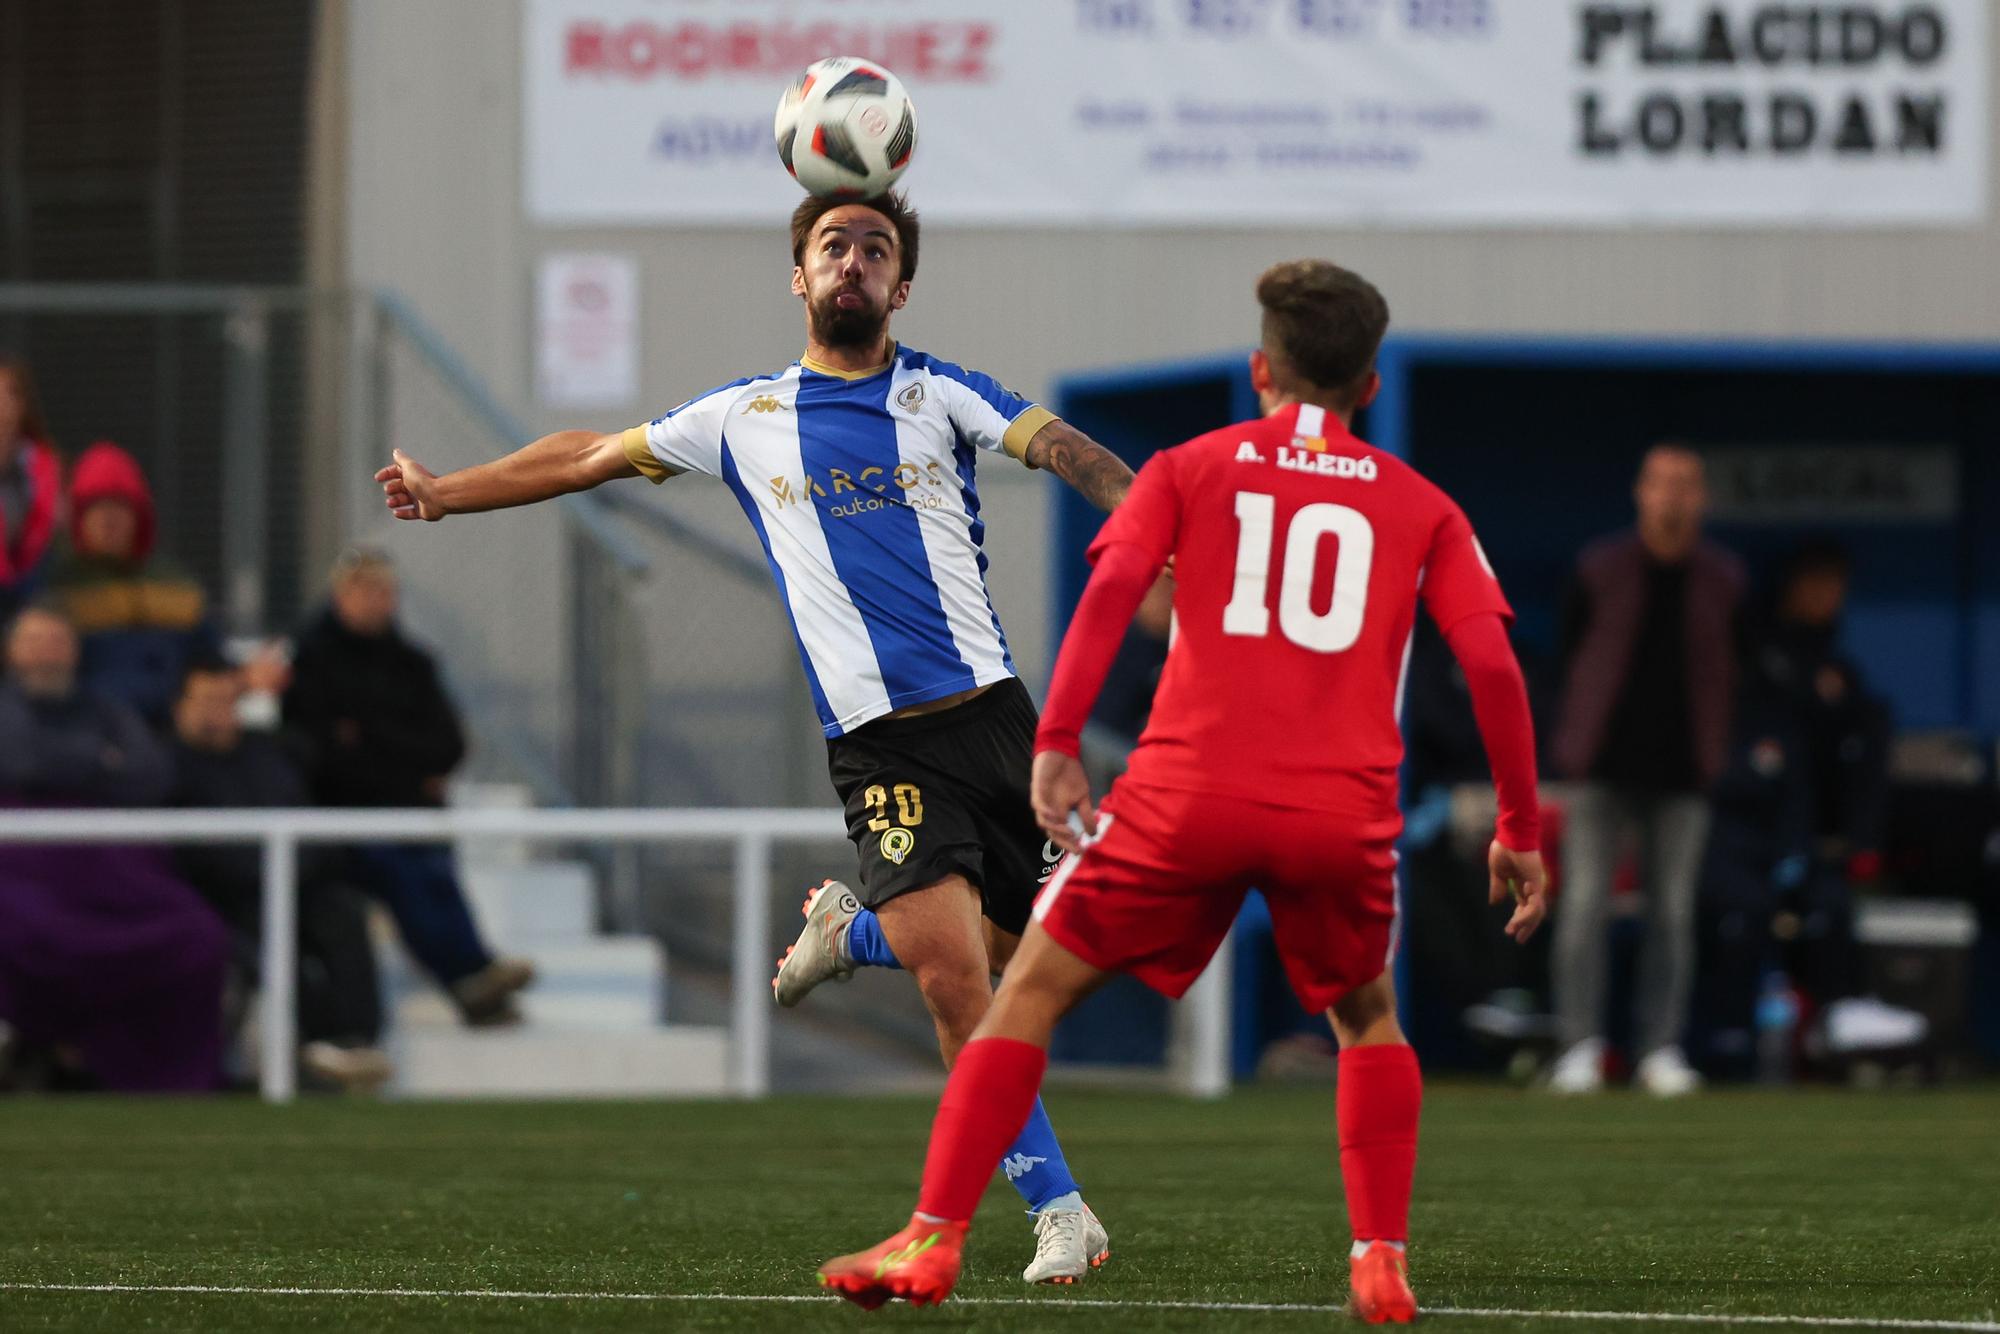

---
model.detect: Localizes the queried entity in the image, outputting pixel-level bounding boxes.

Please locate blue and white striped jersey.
[623,345,1054,738]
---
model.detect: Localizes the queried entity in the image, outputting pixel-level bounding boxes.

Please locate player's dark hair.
[1255,260,1389,411]
[790,190,920,284]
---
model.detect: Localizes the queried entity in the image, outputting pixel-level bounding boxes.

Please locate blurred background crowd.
[3,0,1997,1101]
[4,337,1994,1097]
[2,356,532,1093]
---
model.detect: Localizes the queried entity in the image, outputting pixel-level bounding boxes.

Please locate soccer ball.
[774,57,917,199]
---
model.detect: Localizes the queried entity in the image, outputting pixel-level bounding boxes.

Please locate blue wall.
[1053,338,2000,737]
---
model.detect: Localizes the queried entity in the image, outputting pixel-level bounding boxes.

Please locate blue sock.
[998,1097,1083,1212]
[846,909,901,969]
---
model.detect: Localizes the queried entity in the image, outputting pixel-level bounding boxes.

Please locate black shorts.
[825,677,1060,937]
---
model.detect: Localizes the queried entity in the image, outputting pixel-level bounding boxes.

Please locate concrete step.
[386,1025,730,1098]
[460,860,599,944]
[386,936,665,1032]
[447,781,539,867]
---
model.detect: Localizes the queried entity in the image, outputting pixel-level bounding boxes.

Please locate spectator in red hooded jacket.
[45,442,221,727]
[0,358,64,625]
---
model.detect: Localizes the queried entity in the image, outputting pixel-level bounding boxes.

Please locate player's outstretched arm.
[376,430,640,522]
[1022,418,1134,513]
[1442,611,1549,942]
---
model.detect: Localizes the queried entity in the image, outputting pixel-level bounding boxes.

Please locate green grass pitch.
[2,1084,1997,1331]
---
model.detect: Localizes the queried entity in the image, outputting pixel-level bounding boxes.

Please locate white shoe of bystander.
[1547,1038,1605,1094]
[1635,1045,1703,1098]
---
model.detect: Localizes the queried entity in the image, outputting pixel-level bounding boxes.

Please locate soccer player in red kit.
[816,261,1550,1321]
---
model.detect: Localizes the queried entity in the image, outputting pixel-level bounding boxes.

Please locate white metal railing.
[0,808,1235,1103]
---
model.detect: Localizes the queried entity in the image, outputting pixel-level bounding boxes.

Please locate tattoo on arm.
[1024,419,1133,513]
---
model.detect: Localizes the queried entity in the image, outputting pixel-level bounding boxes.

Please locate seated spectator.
[45,442,219,727]
[169,655,393,1094]
[0,605,229,1092]
[1401,617,1558,1068]
[0,358,63,625]
[285,548,533,1026]
[1698,540,1924,1073]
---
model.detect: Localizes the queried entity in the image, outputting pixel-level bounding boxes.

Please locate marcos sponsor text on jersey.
[624,346,1052,737]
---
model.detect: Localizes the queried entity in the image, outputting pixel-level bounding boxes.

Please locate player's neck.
[802,336,897,377]
[1262,392,1354,429]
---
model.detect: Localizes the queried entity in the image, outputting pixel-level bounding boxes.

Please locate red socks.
[916,1037,1047,1223]
[1337,1043,1422,1244]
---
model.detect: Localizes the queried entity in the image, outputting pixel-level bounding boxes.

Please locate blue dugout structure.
[1047,336,2000,1073]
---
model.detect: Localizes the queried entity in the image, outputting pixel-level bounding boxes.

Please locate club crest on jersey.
[880,828,915,865]
[895,381,925,412]
[1295,434,1328,452]
[741,394,790,415]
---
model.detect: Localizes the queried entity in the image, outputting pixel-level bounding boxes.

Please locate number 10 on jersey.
[1222,491,1375,653]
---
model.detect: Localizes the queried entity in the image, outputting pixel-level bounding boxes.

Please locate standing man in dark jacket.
[1547,444,1745,1097]
[171,655,392,1090]
[284,548,531,1025]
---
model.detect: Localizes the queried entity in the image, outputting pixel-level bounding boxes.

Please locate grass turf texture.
[1,1085,1996,1332]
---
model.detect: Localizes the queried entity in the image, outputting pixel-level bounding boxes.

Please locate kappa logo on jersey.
[1000,1152,1048,1181]
[740,394,790,415]
[895,381,925,412]
[880,827,915,865]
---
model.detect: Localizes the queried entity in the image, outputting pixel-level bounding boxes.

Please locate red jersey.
[1045,402,1511,813]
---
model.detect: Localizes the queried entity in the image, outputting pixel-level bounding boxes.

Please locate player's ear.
[1354,370,1381,411]
[791,266,807,298]
[1249,348,1272,394]
[889,280,910,312]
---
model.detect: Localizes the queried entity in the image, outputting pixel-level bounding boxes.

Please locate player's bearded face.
[797,209,904,351]
[807,272,890,348]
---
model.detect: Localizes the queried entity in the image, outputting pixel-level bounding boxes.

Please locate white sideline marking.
[0,1283,1995,1330]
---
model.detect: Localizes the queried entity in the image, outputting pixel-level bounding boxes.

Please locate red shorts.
[1031,780,1401,1014]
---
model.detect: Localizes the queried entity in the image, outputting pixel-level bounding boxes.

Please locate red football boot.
[1348,1241,1418,1324]
[817,1215,968,1309]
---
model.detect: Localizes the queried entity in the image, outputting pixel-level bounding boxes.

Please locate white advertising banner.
[535,252,640,409]
[524,0,1988,227]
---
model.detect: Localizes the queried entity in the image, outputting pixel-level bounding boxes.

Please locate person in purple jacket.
[0,604,229,1092]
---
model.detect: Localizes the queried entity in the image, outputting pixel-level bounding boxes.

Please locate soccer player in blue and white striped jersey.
[377,191,1132,1284]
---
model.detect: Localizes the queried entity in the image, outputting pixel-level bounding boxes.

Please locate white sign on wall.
[524,0,1988,227]
[535,252,640,409]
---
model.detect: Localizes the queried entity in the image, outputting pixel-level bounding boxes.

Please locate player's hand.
[376,449,446,522]
[1488,841,1550,943]
[1032,751,1099,854]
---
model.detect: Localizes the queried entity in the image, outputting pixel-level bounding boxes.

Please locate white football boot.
[1634,1045,1703,1098]
[1021,1203,1111,1285]
[1547,1037,1606,1094]
[772,879,861,1008]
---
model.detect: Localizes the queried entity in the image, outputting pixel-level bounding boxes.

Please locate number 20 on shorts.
[1223,491,1375,653]
[864,783,924,832]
